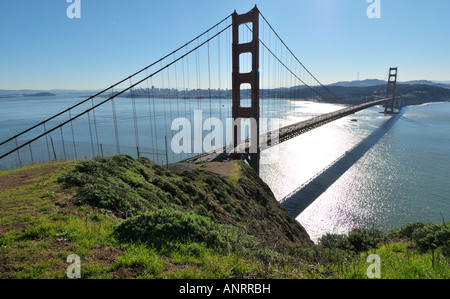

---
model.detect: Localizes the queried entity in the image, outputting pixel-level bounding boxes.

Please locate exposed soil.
[168,160,239,178]
[0,163,65,190]
[203,161,239,178]
[167,162,198,175]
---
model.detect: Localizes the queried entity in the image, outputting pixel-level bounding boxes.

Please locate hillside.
[311,84,450,106]
[241,83,450,106]
[330,79,450,89]
[0,156,313,278]
[23,92,56,97]
[329,79,387,87]
[0,156,448,279]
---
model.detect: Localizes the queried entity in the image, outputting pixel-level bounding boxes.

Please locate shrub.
[57,155,176,217]
[318,233,351,251]
[389,222,450,256]
[113,208,221,247]
[390,222,425,239]
[318,228,386,254]
[411,223,450,255]
[347,228,386,252]
[113,208,257,255]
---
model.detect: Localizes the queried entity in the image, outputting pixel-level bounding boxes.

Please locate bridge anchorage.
[0,5,401,176]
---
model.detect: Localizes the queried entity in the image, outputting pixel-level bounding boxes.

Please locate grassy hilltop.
[0,155,448,279]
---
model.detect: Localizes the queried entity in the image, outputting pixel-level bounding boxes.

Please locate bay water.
[1,94,448,242]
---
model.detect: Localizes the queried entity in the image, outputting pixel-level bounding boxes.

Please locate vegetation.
[315,222,450,279]
[0,155,448,279]
[308,84,450,106]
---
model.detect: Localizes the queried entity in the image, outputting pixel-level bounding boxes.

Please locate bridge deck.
[186,98,390,164]
[275,97,390,144]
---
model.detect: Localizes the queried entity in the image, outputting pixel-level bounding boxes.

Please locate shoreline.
[407,100,450,107]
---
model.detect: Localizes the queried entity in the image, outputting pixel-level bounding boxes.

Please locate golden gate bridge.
[0,6,401,179]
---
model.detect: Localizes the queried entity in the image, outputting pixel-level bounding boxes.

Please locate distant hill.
[402,80,450,89]
[0,90,44,96]
[23,92,55,97]
[329,79,450,89]
[329,79,386,87]
[317,84,450,106]
[0,89,101,96]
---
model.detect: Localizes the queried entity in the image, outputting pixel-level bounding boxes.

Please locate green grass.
[1,155,449,279]
[0,156,278,279]
[112,243,165,278]
[334,241,450,279]
[315,222,450,279]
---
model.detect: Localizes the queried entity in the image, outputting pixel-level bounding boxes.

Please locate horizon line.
[1,78,449,93]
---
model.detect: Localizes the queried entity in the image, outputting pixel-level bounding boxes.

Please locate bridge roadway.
[185,97,391,164]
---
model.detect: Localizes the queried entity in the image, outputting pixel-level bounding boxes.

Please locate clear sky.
[1,0,449,90]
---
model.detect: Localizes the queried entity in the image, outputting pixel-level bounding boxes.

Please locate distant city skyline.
[1,0,449,90]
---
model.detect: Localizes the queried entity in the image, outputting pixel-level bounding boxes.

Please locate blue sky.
[1,0,449,90]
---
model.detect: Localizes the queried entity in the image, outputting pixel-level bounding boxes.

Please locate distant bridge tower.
[384,67,398,113]
[231,6,260,174]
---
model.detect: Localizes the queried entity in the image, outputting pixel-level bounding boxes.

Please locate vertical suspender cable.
[181,55,188,160]
[60,127,67,161]
[166,65,175,162]
[130,79,140,158]
[161,63,168,164]
[111,89,120,155]
[185,45,192,125]
[217,26,222,123]
[91,99,100,156]
[146,70,155,158]
[207,32,212,137]
[151,77,158,161]
[68,109,78,160]
[43,123,51,161]
[87,112,95,157]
